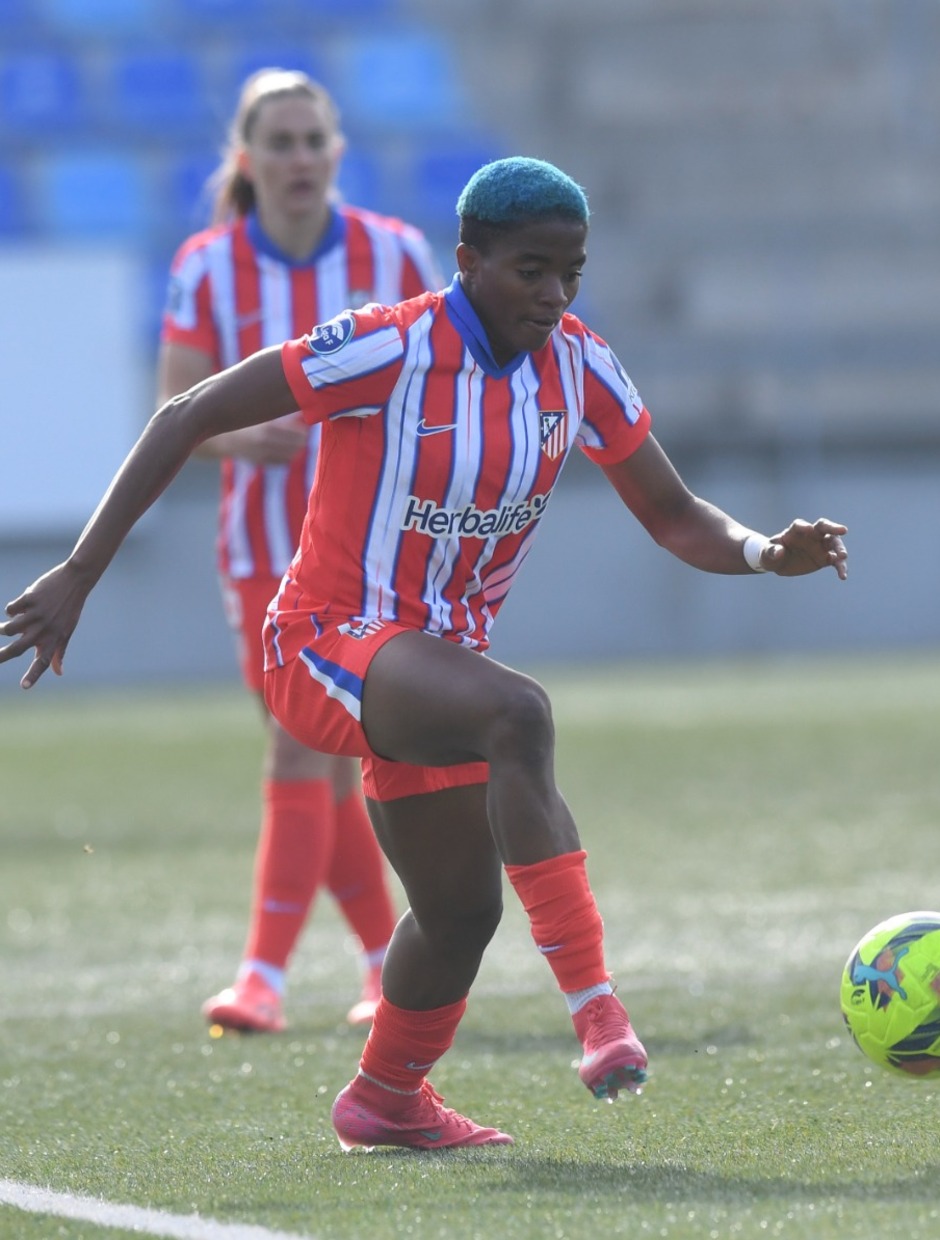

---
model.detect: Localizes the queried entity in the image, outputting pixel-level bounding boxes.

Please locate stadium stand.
[334,29,465,135]
[0,4,501,348]
[2,0,937,679]
[0,51,86,137]
[409,0,940,450]
[39,0,157,35]
[1,0,935,447]
[108,48,212,136]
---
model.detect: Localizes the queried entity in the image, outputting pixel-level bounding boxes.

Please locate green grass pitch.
[2,653,940,1239]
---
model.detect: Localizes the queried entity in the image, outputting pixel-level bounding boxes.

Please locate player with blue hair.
[1,155,848,1151]
[456,155,590,224]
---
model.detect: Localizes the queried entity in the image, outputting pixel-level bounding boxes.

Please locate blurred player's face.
[457,217,587,366]
[240,94,344,227]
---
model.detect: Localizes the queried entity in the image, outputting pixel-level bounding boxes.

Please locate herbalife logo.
[401,493,549,538]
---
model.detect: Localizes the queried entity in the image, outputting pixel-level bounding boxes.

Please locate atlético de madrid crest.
[539,410,568,459]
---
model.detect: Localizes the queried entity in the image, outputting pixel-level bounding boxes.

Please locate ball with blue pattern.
[841,911,940,1077]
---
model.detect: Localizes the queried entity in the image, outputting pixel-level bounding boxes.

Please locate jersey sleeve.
[575,329,652,464]
[160,236,219,362]
[280,304,406,425]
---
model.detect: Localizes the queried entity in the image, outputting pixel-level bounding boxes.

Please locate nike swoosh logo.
[416,420,458,437]
[405,1060,436,1071]
[418,1130,442,1142]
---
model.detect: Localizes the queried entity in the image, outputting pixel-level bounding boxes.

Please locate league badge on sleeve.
[307,311,356,356]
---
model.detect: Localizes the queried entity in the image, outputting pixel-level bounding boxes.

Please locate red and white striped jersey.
[265,278,651,658]
[161,205,443,579]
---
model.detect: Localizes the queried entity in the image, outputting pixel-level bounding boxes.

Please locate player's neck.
[260,204,331,261]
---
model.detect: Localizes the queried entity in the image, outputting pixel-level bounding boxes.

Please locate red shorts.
[263,613,489,803]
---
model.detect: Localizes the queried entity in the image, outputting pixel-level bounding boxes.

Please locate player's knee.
[412,887,503,957]
[489,677,555,767]
[439,895,503,958]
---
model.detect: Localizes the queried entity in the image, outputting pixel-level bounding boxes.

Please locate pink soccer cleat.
[331,1074,514,1151]
[201,971,286,1033]
[573,992,648,1100]
[346,963,382,1027]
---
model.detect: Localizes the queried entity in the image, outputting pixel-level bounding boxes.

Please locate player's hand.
[763,518,848,580]
[0,561,91,689]
[212,416,308,465]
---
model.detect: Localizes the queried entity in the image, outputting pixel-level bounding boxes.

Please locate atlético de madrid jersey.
[271,276,651,652]
[161,205,441,579]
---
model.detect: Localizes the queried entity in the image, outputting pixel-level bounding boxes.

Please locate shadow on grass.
[309,1144,939,1209]
[484,1157,940,1203]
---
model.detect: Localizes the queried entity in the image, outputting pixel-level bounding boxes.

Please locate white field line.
[0,1180,315,1240]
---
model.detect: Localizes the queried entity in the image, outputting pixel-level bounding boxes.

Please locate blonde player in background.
[158,69,443,1033]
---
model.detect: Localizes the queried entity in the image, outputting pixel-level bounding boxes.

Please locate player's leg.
[367,782,502,1009]
[325,755,398,1025]
[360,632,648,1100]
[202,712,336,1033]
[267,622,647,1108]
[204,575,390,1032]
[361,630,579,864]
[331,782,513,1150]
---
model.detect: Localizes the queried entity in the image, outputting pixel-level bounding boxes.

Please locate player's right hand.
[0,561,90,689]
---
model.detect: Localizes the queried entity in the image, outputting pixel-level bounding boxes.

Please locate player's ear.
[329,132,347,175]
[456,242,479,279]
[236,147,253,183]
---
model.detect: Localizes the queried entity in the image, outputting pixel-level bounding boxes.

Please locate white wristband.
[742,533,771,573]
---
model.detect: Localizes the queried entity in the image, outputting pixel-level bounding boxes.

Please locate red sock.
[359,996,467,1093]
[504,849,609,992]
[327,791,397,955]
[243,778,334,969]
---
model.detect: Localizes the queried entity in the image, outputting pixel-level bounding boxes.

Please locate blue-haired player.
[1,157,848,1150]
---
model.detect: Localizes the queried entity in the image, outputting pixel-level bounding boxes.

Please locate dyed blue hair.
[456,157,589,227]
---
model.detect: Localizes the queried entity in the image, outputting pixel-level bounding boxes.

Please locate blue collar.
[244,206,345,266]
[444,276,529,378]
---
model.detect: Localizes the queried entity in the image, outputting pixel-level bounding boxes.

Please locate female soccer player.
[1,157,847,1150]
[158,68,443,1033]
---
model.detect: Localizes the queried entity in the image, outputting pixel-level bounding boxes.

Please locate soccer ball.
[840,910,940,1077]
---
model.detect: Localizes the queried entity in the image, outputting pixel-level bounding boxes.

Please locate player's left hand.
[763,518,848,579]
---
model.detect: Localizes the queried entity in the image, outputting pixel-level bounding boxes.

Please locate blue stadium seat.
[0,52,85,136]
[0,0,30,31]
[337,30,464,134]
[109,49,210,134]
[41,0,158,34]
[225,44,337,108]
[173,0,268,20]
[411,142,505,227]
[336,148,383,212]
[36,151,151,240]
[298,0,397,19]
[0,163,28,236]
[166,149,218,237]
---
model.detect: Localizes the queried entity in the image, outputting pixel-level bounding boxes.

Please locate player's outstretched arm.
[600,435,848,579]
[0,347,297,689]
